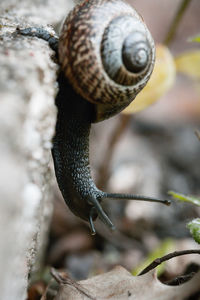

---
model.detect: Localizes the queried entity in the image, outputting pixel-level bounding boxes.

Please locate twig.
[40,278,57,300]
[139,249,200,275]
[96,114,132,189]
[164,0,193,46]
[165,272,196,285]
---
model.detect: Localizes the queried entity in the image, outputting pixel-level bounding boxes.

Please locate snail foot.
[16,26,59,53]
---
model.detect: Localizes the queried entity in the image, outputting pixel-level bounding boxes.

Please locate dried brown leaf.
[52,266,200,300]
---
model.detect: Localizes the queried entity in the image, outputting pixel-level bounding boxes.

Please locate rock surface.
[0,0,75,299]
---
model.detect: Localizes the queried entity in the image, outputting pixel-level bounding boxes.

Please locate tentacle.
[87,196,115,231]
[89,208,97,235]
[103,193,171,206]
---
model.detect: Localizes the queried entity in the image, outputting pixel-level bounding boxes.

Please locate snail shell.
[59,0,155,122]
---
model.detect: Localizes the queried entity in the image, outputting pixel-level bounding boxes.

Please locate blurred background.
[41,0,200,291]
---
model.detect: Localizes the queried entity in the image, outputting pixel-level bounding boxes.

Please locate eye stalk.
[122,32,150,73]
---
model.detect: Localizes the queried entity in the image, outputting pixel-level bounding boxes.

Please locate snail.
[17,0,170,234]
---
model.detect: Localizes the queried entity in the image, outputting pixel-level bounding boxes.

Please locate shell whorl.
[101,15,152,86]
[59,0,155,122]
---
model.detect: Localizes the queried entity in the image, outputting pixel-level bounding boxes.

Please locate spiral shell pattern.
[59,0,155,122]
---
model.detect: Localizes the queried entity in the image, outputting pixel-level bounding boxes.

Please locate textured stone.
[0,0,75,299]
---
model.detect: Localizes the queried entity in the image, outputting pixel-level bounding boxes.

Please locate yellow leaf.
[190,35,200,43]
[175,50,200,79]
[123,44,176,114]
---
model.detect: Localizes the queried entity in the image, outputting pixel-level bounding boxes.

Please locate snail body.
[54,0,165,232]
[53,73,109,228]
[18,0,170,233]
